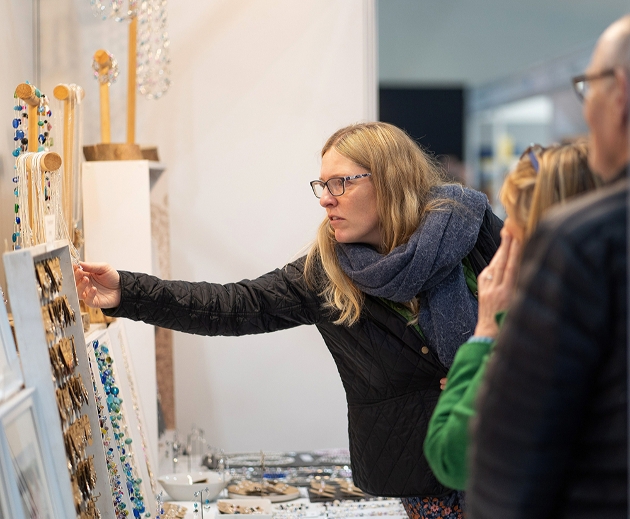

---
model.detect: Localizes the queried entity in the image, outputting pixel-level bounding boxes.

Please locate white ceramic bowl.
[158,471,228,502]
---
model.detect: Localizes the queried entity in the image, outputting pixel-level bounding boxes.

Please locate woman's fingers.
[486,233,512,285]
[501,238,522,290]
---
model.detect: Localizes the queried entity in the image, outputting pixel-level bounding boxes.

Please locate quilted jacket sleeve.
[103,257,324,336]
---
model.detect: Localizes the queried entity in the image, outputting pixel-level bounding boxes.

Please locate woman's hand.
[73,262,122,309]
[474,229,522,338]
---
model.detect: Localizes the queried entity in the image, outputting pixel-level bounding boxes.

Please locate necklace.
[89,0,136,21]
[11,89,31,250]
[136,0,171,99]
[87,0,170,99]
[92,339,151,518]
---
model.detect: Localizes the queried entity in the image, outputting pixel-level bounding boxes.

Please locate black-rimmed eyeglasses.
[571,68,616,102]
[310,173,372,198]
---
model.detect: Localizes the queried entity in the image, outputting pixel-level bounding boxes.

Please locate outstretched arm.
[74,262,122,309]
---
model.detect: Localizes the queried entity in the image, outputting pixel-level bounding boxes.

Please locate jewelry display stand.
[82,159,161,467]
[85,324,156,518]
[3,241,116,518]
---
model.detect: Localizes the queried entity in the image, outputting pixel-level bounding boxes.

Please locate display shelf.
[3,241,116,518]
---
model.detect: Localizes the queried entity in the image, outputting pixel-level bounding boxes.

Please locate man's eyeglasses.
[310,173,372,198]
[571,68,616,102]
[520,144,545,173]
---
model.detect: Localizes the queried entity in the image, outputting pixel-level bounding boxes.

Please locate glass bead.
[14,204,19,213]
[12,118,19,128]
[16,217,20,224]
[37,120,44,126]
[12,149,19,157]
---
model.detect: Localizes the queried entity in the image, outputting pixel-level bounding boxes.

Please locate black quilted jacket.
[467,178,628,518]
[105,208,501,498]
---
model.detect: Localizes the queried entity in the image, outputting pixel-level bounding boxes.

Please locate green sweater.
[423,312,506,490]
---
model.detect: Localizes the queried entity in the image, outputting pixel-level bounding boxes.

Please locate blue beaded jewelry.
[11,88,31,250]
[92,339,150,518]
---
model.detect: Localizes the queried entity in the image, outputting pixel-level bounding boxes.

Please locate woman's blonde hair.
[303,122,447,326]
[500,139,600,239]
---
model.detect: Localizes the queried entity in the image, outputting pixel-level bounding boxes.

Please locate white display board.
[85,325,157,518]
[3,242,116,518]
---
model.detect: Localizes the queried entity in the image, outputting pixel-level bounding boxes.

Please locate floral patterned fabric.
[400,492,465,519]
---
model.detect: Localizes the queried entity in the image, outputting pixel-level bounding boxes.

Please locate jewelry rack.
[85,324,156,518]
[3,241,116,518]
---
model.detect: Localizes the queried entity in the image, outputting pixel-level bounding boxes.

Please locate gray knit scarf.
[337,185,489,367]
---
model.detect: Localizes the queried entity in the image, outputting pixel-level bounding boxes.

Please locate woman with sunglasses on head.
[76,122,502,519]
[423,140,600,494]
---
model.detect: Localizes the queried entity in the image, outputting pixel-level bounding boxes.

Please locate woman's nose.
[319,187,337,207]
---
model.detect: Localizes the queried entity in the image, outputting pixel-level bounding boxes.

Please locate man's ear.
[614,67,629,128]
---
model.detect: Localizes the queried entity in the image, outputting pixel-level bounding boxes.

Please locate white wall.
[38,0,376,453]
[0,1,34,292]
[149,0,377,451]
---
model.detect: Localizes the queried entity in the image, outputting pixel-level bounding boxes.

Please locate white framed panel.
[0,287,22,404]
[0,388,63,519]
[3,242,116,518]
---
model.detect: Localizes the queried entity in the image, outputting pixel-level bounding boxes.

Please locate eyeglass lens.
[312,178,345,197]
[575,80,587,98]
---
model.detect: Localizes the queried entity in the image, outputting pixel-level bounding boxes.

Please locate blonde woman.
[423,140,599,492]
[76,122,501,519]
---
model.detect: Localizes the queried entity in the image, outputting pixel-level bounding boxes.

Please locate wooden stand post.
[83,48,142,162]
[93,50,112,144]
[53,84,85,239]
[15,83,39,153]
[15,83,42,229]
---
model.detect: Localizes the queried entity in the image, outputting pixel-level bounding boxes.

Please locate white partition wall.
[134,0,378,451]
[39,0,376,453]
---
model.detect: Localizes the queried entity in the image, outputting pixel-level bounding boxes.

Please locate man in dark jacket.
[466,15,629,519]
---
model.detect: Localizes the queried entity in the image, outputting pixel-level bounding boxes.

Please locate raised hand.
[474,228,522,338]
[73,262,122,309]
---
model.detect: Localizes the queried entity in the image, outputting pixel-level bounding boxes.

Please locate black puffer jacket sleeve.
[467,182,628,518]
[103,257,324,336]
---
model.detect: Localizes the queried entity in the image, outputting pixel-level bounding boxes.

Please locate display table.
[164,495,408,519]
